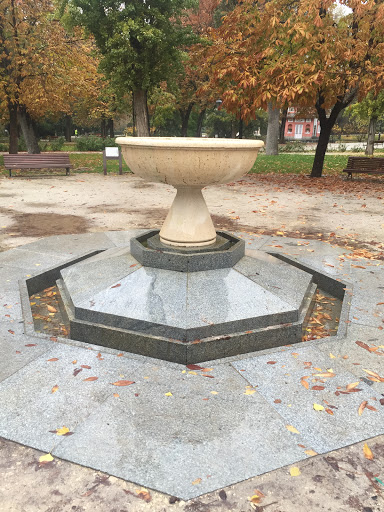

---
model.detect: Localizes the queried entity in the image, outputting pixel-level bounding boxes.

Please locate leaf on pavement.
[39,453,54,463]
[289,467,301,476]
[51,384,59,394]
[363,443,374,460]
[286,425,300,434]
[83,376,98,382]
[112,380,135,386]
[313,403,324,411]
[358,400,368,416]
[47,305,57,313]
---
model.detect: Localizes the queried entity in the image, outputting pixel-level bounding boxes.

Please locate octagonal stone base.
[56,232,317,364]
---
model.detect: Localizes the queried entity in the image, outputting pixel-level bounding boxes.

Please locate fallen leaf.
[244,388,256,395]
[289,467,301,476]
[248,494,261,503]
[83,376,98,382]
[39,453,54,463]
[358,400,368,416]
[313,403,324,411]
[325,408,334,415]
[56,426,69,436]
[111,284,121,288]
[311,386,325,391]
[346,382,360,391]
[112,380,135,386]
[47,358,59,362]
[305,449,318,456]
[81,365,91,369]
[192,478,202,485]
[51,384,59,394]
[286,425,300,434]
[363,443,374,460]
[113,393,119,398]
[8,329,14,335]
[136,488,151,502]
[165,392,173,396]
[47,305,57,313]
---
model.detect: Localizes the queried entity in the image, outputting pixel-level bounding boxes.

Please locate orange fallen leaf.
[304,449,318,456]
[111,380,135,386]
[47,305,57,313]
[83,376,98,382]
[363,443,374,460]
[51,384,59,394]
[47,358,59,362]
[192,478,202,485]
[358,400,368,416]
[346,382,360,391]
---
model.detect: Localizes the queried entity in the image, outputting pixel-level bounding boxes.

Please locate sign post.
[103,147,122,175]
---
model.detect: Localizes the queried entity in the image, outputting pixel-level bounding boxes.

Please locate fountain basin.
[116,137,264,246]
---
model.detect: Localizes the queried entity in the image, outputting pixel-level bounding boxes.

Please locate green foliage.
[50,136,66,151]
[18,137,27,152]
[0,142,8,151]
[60,0,198,97]
[278,141,307,153]
[75,135,117,151]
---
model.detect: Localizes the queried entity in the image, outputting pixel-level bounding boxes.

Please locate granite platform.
[0,230,383,501]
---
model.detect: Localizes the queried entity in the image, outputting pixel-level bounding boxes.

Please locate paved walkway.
[1,229,384,510]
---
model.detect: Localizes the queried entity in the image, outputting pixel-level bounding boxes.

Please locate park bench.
[3,153,73,177]
[342,156,384,179]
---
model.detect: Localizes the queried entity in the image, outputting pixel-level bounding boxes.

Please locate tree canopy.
[60,0,198,136]
[202,0,384,176]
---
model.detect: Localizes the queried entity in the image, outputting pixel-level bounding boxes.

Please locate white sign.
[105,147,119,157]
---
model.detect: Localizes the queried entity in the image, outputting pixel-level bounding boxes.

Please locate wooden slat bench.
[3,153,73,177]
[342,156,384,179]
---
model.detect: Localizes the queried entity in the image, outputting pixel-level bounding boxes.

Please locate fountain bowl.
[116,137,264,246]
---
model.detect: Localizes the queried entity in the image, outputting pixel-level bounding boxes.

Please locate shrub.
[18,137,27,152]
[50,136,66,151]
[75,136,117,151]
[279,141,306,153]
[0,142,9,151]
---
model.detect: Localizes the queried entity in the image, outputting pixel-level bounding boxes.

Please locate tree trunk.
[310,121,333,177]
[8,101,18,154]
[365,116,377,156]
[265,102,280,155]
[180,103,194,137]
[108,118,114,138]
[101,117,106,138]
[18,106,40,154]
[64,115,72,142]
[279,108,288,144]
[133,89,150,137]
[195,109,206,137]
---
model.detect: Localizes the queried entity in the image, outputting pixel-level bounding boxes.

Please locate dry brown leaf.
[111,380,135,386]
[358,400,368,416]
[47,305,57,313]
[83,376,98,382]
[346,382,360,391]
[51,384,59,394]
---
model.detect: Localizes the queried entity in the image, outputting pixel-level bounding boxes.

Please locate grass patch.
[251,154,349,175]
[0,152,350,177]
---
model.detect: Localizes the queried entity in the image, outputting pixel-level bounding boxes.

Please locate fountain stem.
[159,186,217,247]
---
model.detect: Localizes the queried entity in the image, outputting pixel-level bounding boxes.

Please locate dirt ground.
[0,172,383,253]
[1,171,384,511]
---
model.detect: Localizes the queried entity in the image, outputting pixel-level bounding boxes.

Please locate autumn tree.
[0,0,102,153]
[204,0,384,176]
[349,93,384,155]
[60,0,198,137]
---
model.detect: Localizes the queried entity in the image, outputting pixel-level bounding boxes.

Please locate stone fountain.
[55,137,319,364]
